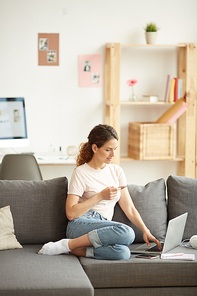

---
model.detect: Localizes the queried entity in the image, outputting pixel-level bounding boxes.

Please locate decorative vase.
[67,146,77,156]
[129,86,137,102]
[145,32,157,44]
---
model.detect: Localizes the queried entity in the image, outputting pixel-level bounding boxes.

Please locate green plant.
[144,22,158,32]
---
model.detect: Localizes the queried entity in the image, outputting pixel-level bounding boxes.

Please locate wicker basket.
[128,122,176,160]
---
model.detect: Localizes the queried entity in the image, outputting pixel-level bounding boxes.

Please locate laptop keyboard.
[146,242,164,252]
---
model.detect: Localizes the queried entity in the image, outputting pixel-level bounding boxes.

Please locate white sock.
[38,239,71,255]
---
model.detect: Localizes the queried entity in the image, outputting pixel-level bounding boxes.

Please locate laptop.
[131,212,188,255]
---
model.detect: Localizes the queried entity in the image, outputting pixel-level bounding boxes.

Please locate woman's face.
[93,138,118,164]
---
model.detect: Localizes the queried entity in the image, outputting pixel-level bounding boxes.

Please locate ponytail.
[76,142,93,167]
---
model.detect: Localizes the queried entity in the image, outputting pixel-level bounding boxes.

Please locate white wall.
[0,0,197,184]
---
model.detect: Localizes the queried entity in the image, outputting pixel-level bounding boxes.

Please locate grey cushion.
[0,177,68,244]
[113,178,167,243]
[79,244,197,289]
[167,175,197,240]
[0,245,94,296]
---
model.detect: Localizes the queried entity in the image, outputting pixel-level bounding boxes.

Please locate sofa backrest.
[0,177,68,245]
[1,174,196,246]
[113,178,167,243]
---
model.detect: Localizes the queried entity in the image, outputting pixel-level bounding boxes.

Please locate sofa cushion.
[113,178,167,243]
[95,288,197,296]
[0,245,94,296]
[0,177,68,244]
[167,175,197,240]
[0,205,22,250]
[79,244,197,289]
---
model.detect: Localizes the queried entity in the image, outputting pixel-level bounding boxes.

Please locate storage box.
[128,122,176,160]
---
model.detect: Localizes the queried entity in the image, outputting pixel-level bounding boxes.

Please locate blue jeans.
[66,210,135,260]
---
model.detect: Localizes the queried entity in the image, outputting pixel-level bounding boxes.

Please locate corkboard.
[38,33,59,66]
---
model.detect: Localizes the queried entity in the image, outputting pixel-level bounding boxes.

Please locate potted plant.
[144,22,159,44]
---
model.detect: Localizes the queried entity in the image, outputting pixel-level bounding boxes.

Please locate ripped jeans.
[66,210,135,260]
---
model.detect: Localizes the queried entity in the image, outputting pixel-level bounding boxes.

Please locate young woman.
[38,124,161,260]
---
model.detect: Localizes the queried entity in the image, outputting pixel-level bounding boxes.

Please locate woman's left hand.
[118,188,162,251]
[143,230,162,250]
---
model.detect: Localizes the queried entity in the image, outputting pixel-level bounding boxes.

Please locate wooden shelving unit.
[105,43,197,178]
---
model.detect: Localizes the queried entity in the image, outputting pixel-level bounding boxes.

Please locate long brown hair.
[76,124,118,167]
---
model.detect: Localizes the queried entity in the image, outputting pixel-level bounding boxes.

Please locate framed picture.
[78,54,102,87]
[38,33,59,66]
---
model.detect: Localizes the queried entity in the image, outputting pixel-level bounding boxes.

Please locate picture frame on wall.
[78,54,102,87]
[38,33,59,66]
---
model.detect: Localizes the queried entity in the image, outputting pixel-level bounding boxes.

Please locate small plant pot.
[145,32,157,44]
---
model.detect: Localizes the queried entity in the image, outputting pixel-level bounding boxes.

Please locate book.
[174,77,178,102]
[178,78,183,99]
[169,79,175,103]
[161,253,195,261]
[142,95,158,102]
[164,75,171,102]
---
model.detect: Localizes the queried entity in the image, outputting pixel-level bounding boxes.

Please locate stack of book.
[165,75,183,103]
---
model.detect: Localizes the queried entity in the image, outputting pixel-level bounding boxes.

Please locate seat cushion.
[79,244,197,289]
[95,287,197,296]
[167,175,197,240]
[0,177,68,244]
[0,245,93,296]
[113,178,167,243]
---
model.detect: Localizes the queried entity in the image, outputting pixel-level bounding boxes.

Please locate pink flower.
[127,79,138,86]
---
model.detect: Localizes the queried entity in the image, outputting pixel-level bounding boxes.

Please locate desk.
[0,155,76,166]
[36,155,76,166]
[36,156,76,180]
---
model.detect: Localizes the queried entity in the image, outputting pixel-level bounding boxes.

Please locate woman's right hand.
[66,187,119,221]
[100,186,119,200]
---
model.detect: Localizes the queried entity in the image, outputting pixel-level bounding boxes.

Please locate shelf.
[106,43,187,49]
[120,44,186,48]
[120,101,175,106]
[106,100,175,106]
[120,156,185,162]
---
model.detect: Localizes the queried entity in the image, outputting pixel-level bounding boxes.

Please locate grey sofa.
[0,175,197,296]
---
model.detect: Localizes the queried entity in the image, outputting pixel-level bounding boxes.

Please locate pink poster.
[78,54,102,87]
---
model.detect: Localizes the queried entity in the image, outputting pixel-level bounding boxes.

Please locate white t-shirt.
[68,163,127,220]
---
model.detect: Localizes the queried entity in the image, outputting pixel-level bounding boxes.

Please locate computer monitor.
[0,97,29,148]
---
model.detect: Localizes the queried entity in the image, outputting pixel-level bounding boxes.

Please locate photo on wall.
[91,73,100,84]
[39,38,48,50]
[47,50,57,63]
[84,61,91,72]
